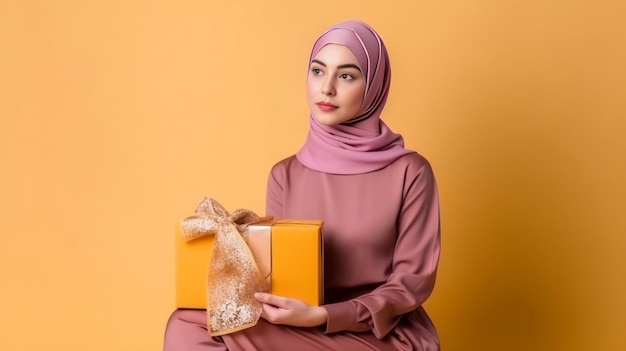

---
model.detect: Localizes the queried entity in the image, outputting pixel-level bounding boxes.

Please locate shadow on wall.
[437,79,606,350]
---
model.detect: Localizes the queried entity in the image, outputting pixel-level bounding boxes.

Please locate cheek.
[306,80,316,106]
[306,75,318,93]
[348,87,365,110]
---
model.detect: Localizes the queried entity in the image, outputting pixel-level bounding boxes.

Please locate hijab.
[295,20,414,175]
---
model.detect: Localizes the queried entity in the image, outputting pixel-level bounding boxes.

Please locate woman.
[164,19,441,350]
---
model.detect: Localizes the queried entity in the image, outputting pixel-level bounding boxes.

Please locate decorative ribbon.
[180,197,271,336]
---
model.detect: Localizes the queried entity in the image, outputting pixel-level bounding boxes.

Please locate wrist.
[311,306,328,326]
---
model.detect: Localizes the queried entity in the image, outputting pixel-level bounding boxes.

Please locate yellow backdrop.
[1,1,624,350]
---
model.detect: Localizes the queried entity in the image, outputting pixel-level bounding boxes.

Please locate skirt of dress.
[163,308,439,351]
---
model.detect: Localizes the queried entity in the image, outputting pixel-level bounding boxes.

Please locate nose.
[321,77,335,96]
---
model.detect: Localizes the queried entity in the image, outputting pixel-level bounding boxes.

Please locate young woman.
[164,20,441,350]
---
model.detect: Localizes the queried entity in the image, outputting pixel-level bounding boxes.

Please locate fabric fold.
[180,198,271,336]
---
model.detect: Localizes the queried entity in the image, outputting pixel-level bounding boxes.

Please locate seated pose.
[164,19,441,351]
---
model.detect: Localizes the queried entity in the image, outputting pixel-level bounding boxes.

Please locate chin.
[312,113,352,126]
[312,116,340,126]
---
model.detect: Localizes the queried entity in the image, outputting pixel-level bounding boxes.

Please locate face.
[306,44,366,126]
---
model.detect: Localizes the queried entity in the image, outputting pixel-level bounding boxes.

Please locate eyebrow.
[311,59,361,72]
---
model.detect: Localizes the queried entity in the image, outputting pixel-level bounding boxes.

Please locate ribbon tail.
[206,223,269,335]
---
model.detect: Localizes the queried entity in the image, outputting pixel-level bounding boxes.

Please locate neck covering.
[295,20,413,175]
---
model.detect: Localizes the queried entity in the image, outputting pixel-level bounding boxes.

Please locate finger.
[255,293,289,307]
[254,292,271,303]
[259,303,282,324]
[259,303,268,320]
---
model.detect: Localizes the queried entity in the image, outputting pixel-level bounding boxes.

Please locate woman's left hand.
[254,292,327,327]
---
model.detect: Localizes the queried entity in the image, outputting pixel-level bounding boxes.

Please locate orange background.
[1,1,624,350]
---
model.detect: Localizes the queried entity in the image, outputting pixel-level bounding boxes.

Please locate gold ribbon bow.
[181,198,271,336]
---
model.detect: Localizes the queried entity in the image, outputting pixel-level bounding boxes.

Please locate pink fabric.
[164,309,397,351]
[296,20,413,175]
[265,153,440,347]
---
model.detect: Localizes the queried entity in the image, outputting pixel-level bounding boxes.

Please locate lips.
[316,101,338,111]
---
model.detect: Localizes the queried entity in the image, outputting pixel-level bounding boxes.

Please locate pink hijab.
[296,20,413,175]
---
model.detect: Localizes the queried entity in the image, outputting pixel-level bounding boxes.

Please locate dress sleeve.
[324,160,441,339]
[265,163,284,217]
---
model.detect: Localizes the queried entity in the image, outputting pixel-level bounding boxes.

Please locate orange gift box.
[175,219,324,309]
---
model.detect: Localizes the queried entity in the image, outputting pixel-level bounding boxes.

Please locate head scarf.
[295,20,413,175]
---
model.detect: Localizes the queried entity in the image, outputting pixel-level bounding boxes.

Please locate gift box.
[175,219,324,309]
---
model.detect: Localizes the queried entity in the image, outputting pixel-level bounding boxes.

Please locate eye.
[311,68,323,76]
[339,73,354,80]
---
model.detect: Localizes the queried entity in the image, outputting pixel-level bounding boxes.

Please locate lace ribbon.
[181,198,271,336]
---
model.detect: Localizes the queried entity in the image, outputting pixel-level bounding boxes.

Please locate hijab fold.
[296,20,413,175]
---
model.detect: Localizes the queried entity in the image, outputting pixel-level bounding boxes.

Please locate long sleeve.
[324,160,440,338]
[265,164,284,218]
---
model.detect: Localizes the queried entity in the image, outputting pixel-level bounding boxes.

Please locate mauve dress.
[163,152,441,350]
